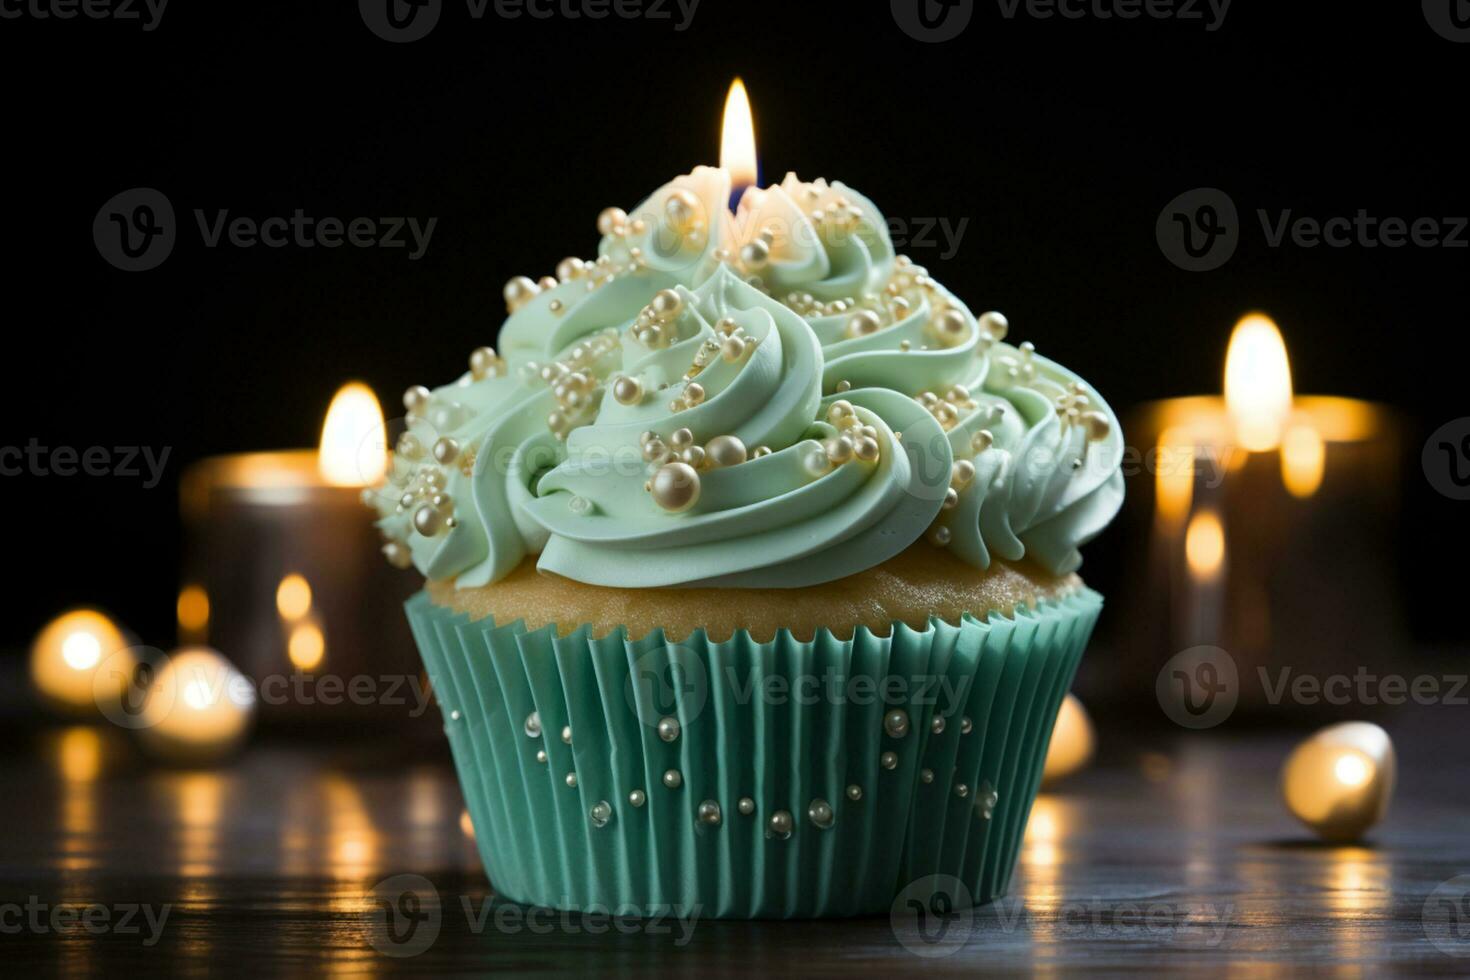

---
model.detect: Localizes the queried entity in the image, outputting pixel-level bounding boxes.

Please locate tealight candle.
[1281,721,1395,842]
[180,382,421,724]
[136,647,256,764]
[1041,694,1095,787]
[1118,314,1403,713]
[29,609,136,717]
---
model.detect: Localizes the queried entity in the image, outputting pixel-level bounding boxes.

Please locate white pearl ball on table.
[136,647,255,764]
[1281,721,1396,842]
[1041,693,1095,787]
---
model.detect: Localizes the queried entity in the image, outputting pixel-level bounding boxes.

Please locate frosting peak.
[366,170,1124,588]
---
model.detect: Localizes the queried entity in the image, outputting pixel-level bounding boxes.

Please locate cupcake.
[367,167,1124,918]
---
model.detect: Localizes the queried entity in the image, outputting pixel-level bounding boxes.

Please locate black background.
[1,0,1463,655]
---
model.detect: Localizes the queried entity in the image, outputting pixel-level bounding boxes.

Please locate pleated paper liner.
[406,587,1102,919]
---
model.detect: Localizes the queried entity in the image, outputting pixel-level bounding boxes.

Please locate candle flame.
[1281,423,1326,498]
[319,382,388,487]
[1224,314,1293,452]
[276,574,313,621]
[720,78,758,194]
[1185,510,1226,581]
[288,622,326,671]
[177,585,210,637]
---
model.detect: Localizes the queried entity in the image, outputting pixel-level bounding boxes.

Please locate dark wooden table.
[3,715,1468,977]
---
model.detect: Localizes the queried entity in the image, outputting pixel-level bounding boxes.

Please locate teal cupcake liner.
[405,587,1102,919]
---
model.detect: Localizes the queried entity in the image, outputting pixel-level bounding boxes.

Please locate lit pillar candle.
[1281,721,1396,842]
[180,382,421,725]
[1118,315,1403,715]
[29,609,136,717]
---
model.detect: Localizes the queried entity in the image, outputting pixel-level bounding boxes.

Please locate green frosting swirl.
[369,170,1124,588]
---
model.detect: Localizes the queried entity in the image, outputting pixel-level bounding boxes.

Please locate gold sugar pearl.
[972,430,995,454]
[469,347,502,379]
[824,436,855,465]
[706,435,747,467]
[664,189,699,229]
[935,309,968,345]
[846,310,882,339]
[651,462,701,512]
[613,376,643,406]
[597,207,627,236]
[1083,411,1111,442]
[669,428,694,450]
[503,276,539,312]
[651,289,683,318]
[978,310,1009,341]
